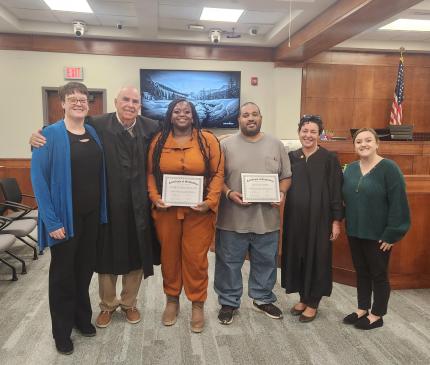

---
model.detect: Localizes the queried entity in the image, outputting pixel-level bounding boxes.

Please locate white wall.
[0,50,302,157]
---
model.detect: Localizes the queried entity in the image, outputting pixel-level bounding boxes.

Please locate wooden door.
[45,89,105,125]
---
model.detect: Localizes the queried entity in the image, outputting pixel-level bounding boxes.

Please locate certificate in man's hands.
[241,173,280,203]
[162,174,204,207]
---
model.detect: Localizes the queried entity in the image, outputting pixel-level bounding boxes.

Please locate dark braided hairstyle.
[152,98,222,199]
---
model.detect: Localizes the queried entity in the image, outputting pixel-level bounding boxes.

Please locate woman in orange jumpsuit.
[147,99,224,333]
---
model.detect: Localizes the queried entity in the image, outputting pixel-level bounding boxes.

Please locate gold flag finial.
[400,46,405,61]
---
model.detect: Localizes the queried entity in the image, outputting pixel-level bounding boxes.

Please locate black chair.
[0,178,38,221]
[0,217,27,280]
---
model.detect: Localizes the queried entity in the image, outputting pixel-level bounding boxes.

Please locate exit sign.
[64,67,84,80]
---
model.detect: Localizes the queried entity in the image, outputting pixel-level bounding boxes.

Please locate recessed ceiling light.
[43,0,93,13]
[200,7,244,23]
[379,19,430,32]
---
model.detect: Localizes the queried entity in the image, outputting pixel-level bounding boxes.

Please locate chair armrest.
[0,202,31,220]
[0,216,13,230]
[5,201,33,211]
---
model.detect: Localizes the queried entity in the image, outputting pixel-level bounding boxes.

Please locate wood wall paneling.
[320,141,430,175]
[0,33,273,62]
[0,159,34,207]
[302,54,430,136]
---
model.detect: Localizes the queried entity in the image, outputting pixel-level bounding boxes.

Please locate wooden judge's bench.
[319,140,430,289]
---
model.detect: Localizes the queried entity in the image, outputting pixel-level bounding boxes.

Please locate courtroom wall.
[301,51,430,137]
[0,50,302,157]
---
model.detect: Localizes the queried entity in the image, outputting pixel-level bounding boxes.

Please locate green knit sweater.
[342,159,410,244]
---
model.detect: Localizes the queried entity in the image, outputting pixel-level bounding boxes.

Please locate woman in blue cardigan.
[31,82,107,355]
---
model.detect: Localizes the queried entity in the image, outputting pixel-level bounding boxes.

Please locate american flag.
[389,56,404,125]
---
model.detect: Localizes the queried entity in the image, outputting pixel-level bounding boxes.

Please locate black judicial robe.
[87,113,161,277]
[281,147,343,299]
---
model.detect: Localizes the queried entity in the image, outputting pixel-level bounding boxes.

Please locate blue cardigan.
[31,120,108,249]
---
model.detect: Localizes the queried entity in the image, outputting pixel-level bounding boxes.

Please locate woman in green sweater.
[342,128,410,330]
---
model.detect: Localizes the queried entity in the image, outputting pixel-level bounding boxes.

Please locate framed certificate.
[241,173,280,203]
[162,174,204,207]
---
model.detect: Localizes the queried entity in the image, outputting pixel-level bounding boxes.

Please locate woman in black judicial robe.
[281,115,343,322]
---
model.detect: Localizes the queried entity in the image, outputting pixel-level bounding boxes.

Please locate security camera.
[73,21,86,37]
[210,30,222,44]
[116,23,123,30]
[249,27,258,36]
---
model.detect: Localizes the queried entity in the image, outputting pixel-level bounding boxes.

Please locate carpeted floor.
[0,237,429,365]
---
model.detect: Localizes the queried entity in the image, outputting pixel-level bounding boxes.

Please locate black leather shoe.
[354,317,383,330]
[299,310,317,323]
[343,311,369,325]
[54,337,74,355]
[290,306,305,316]
[76,323,96,337]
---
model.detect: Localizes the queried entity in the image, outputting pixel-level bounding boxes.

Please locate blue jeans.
[214,229,279,308]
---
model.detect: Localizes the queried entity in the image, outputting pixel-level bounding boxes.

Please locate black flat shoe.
[299,310,317,323]
[354,317,383,330]
[343,311,369,325]
[76,323,96,337]
[54,337,74,355]
[290,307,306,316]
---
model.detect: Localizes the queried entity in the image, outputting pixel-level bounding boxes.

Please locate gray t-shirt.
[216,132,291,234]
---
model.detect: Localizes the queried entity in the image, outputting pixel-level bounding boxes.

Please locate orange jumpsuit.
[147,130,224,302]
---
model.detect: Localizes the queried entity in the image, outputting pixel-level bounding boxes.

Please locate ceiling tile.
[54,11,101,25]
[240,11,286,24]
[159,4,202,20]
[7,8,57,22]
[89,1,136,17]
[0,0,48,10]
[97,14,137,27]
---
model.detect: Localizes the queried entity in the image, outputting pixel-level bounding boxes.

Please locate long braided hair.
[152,98,222,199]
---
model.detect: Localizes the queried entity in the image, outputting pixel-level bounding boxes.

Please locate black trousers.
[299,294,321,309]
[49,210,99,340]
[347,236,391,317]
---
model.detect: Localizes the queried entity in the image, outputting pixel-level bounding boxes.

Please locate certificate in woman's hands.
[162,174,204,207]
[241,173,280,203]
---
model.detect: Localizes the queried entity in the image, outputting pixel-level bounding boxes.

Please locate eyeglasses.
[301,114,321,122]
[66,97,88,105]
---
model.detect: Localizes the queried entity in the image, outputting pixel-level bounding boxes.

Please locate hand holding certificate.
[162,174,204,207]
[241,173,280,203]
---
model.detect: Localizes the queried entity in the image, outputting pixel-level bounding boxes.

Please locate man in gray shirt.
[215,102,291,325]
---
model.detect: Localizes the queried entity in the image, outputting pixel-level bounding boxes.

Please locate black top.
[68,130,102,215]
[281,147,344,299]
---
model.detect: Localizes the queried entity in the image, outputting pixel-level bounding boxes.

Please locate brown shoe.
[162,296,180,326]
[190,301,204,333]
[96,310,115,328]
[121,307,141,324]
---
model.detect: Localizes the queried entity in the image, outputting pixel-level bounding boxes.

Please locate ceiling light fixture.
[200,7,244,23]
[188,24,205,31]
[43,0,93,13]
[380,19,430,32]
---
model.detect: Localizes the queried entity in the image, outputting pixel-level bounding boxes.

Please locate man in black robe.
[90,86,160,327]
[281,115,343,322]
[31,86,160,328]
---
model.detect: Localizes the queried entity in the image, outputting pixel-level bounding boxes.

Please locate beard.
[240,124,261,137]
